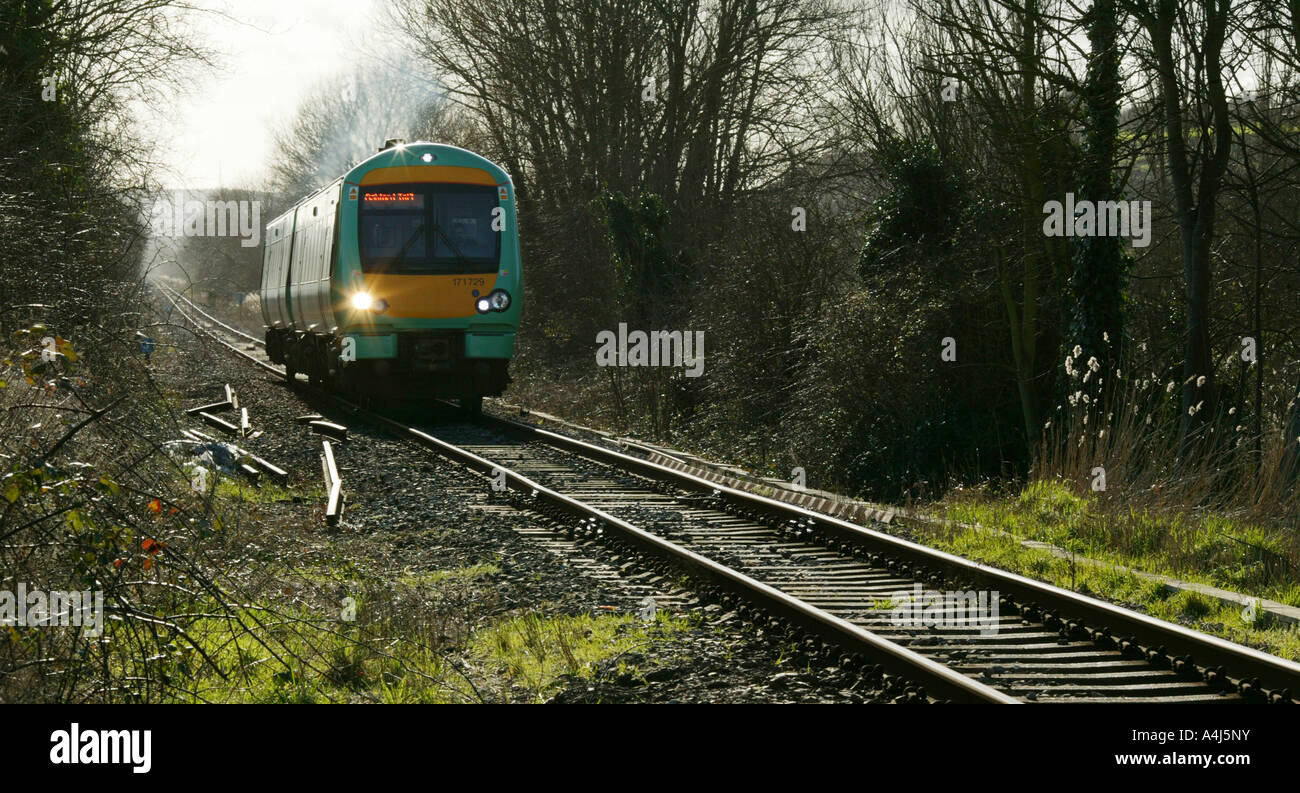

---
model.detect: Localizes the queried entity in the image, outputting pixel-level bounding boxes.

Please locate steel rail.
[391,419,1017,703]
[162,281,1300,701]
[161,283,1013,702]
[158,283,265,347]
[476,413,1300,701]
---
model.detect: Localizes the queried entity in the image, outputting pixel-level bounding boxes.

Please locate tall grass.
[1030,344,1299,578]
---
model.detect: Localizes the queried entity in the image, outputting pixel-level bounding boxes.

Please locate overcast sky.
[139,0,389,190]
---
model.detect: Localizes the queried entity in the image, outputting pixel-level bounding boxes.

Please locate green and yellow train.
[259,140,521,411]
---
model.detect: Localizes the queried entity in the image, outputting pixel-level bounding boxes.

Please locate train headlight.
[476,297,491,313]
[489,290,511,311]
[351,292,374,311]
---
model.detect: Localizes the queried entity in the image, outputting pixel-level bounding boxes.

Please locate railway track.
[157,283,1300,704]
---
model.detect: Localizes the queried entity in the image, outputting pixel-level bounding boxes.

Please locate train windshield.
[358,183,500,274]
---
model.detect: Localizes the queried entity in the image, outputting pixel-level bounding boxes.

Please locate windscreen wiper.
[430,220,473,268]
[381,222,425,272]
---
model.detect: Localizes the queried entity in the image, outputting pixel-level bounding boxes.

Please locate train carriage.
[259,140,521,410]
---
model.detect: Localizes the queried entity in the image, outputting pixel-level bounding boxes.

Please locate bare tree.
[1125,0,1242,457]
[391,0,846,214]
[267,57,466,198]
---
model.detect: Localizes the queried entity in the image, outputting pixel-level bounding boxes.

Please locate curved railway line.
[157,283,1300,704]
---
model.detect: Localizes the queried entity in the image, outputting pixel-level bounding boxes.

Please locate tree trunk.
[1070,0,1127,384]
[1142,0,1233,459]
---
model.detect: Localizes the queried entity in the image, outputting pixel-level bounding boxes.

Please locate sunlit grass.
[399,563,500,587]
[942,481,1298,605]
[214,476,322,504]
[469,611,693,702]
[168,606,471,704]
[159,548,691,703]
[928,482,1300,660]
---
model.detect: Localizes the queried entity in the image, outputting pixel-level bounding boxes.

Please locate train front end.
[333,142,521,405]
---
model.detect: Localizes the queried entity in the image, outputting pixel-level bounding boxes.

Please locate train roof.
[341,141,511,186]
[265,142,513,232]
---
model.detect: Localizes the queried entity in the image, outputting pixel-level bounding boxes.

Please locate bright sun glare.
[141,0,384,190]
